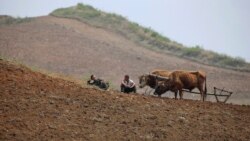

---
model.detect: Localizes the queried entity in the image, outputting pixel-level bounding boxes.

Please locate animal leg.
[174,92,178,100]
[148,88,154,95]
[201,92,204,101]
[202,90,205,102]
[144,87,148,95]
[198,86,204,101]
[179,90,183,100]
[203,92,207,101]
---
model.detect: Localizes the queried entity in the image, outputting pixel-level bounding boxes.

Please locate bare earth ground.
[1,59,250,141]
[0,16,250,105]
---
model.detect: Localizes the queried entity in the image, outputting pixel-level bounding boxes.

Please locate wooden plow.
[182,87,233,103]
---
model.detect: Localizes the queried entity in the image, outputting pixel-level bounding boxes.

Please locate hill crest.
[50,3,250,71]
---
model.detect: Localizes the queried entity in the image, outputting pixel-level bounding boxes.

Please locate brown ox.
[139,69,171,88]
[138,70,171,95]
[154,71,207,101]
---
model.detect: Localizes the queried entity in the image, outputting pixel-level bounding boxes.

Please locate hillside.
[1,59,250,141]
[0,14,250,104]
[50,3,250,71]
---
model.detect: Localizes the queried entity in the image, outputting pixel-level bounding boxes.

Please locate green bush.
[212,54,246,68]
[0,16,31,25]
[76,3,94,10]
[128,22,140,32]
[223,57,246,67]
[181,46,203,57]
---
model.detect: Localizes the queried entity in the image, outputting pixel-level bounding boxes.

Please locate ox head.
[138,74,148,88]
[154,77,171,96]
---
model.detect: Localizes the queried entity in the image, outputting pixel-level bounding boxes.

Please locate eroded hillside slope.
[0,16,250,104]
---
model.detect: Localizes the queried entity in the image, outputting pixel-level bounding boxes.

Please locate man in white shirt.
[120,75,136,93]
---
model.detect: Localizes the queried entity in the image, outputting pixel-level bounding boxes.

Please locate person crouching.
[120,75,136,93]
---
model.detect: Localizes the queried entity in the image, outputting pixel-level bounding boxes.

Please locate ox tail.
[199,71,207,101]
[204,76,207,101]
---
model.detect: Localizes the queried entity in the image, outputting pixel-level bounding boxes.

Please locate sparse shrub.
[143,27,150,33]
[181,46,203,57]
[76,3,97,13]
[212,54,246,68]
[103,13,124,25]
[0,16,31,25]
[128,22,140,32]
[151,31,158,38]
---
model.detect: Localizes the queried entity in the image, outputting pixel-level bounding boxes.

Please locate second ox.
[154,70,207,101]
[139,69,171,95]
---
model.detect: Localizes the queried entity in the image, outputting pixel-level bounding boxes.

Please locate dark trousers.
[121,84,136,93]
